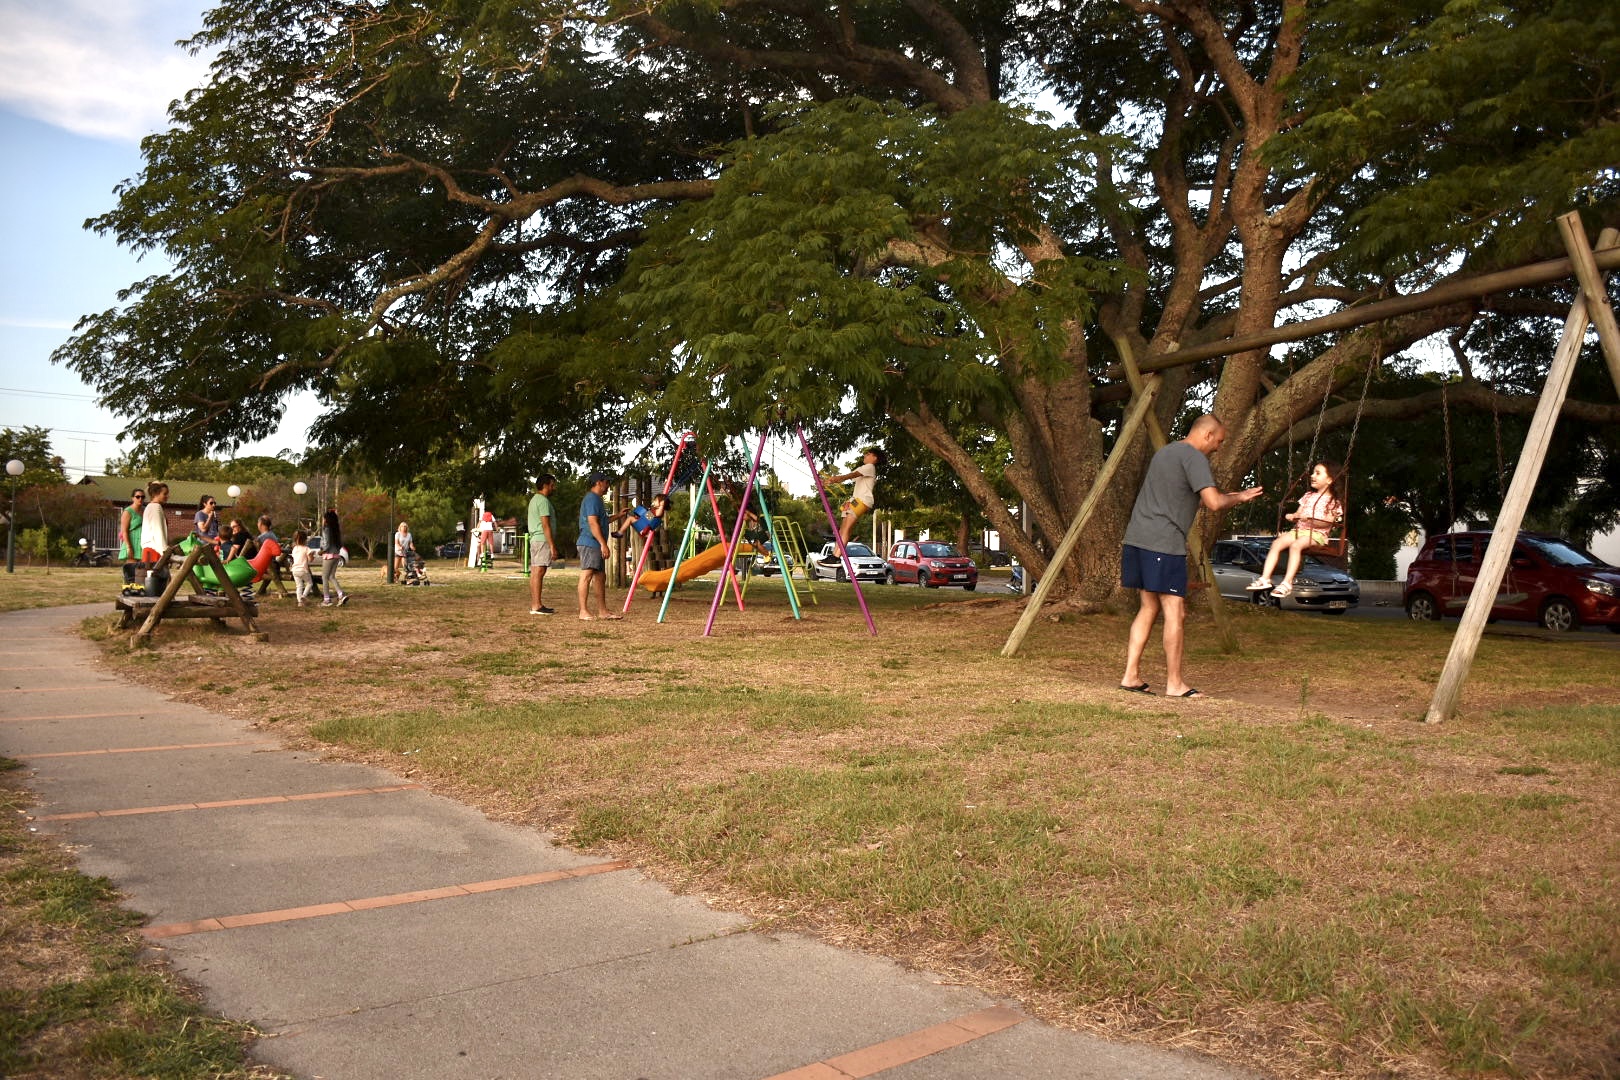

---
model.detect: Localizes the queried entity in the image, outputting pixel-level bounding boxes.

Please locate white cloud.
[0,0,212,142]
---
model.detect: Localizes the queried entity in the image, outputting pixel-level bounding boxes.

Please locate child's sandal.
[1271,581,1293,598]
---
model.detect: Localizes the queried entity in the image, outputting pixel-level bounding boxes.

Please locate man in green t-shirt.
[526,474,558,615]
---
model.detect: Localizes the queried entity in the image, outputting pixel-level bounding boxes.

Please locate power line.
[0,386,100,401]
[0,423,122,437]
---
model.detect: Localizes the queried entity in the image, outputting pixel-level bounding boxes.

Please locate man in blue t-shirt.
[576,473,618,620]
[1119,414,1263,699]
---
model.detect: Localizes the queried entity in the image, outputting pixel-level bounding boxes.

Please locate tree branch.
[631,10,974,112]
[1276,384,1620,449]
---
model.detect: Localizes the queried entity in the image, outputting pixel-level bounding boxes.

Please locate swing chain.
[1441,380,1456,533]
[1485,310,1507,497]
[1301,352,1334,478]
[1340,325,1381,469]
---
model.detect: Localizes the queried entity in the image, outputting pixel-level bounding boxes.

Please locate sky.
[0,0,318,480]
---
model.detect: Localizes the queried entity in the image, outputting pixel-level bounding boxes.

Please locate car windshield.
[844,544,876,558]
[918,543,958,557]
[1523,536,1607,568]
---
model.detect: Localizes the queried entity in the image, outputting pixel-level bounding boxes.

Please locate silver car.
[1211,537,1360,614]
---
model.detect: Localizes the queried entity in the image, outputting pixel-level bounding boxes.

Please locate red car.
[885,540,979,590]
[1403,531,1620,632]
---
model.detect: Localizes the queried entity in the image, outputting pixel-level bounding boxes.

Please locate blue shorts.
[578,545,605,572]
[1121,544,1187,597]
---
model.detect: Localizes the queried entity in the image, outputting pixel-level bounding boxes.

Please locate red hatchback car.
[885,540,979,590]
[1403,531,1620,632]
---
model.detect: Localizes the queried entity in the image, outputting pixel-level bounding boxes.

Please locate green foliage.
[47,0,1620,593]
[1273,0,1620,275]
[396,486,462,547]
[13,528,73,563]
[620,98,1119,440]
[0,427,69,487]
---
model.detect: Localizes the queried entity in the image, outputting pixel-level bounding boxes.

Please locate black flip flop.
[1119,682,1154,694]
[1170,688,1204,698]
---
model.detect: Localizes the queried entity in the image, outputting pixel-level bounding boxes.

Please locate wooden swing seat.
[1305,536,1348,559]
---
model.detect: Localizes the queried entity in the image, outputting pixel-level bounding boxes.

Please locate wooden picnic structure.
[116,532,266,645]
[1001,213,1620,724]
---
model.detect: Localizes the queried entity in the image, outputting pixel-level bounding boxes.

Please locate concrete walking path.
[2,603,1258,1080]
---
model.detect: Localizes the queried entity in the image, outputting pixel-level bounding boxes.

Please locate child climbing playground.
[1247,460,1346,598]
[825,447,885,544]
[610,492,670,539]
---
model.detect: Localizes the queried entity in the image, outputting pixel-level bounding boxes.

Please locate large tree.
[57,0,1620,596]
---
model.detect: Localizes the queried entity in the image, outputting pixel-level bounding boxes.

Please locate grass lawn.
[60,559,1620,1078]
[0,565,128,614]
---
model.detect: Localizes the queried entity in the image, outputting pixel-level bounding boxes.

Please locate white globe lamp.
[5,459,25,574]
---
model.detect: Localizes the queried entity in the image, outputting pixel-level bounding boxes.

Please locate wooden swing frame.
[999,214,1620,725]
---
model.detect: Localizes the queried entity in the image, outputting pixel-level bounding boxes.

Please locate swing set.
[1253,325,1383,562]
[1000,213,1620,726]
[621,422,880,637]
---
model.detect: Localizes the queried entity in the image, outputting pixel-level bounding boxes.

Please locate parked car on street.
[885,540,979,590]
[1403,531,1620,632]
[437,540,466,560]
[751,541,793,577]
[1211,537,1360,614]
[807,542,888,583]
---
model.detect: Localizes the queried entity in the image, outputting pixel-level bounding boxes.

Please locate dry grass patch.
[0,566,125,614]
[84,561,1620,1079]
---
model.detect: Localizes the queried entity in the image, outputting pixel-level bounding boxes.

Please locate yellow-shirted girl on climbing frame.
[824,447,885,544]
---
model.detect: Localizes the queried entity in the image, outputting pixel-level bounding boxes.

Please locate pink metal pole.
[703,428,770,636]
[623,434,692,613]
[701,469,748,611]
[796,423,877,635]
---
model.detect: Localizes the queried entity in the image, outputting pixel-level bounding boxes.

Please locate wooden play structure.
[116,533,266,645]
[1002,213,1620,724]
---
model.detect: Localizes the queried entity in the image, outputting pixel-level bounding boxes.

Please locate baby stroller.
[402,550,431,586]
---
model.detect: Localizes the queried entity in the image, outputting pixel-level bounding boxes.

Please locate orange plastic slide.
[636,542,754,593]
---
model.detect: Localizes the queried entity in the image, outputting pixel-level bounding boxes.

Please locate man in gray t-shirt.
[1119,414,1263,699]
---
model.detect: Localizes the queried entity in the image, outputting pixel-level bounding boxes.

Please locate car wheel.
[836,567,847,583]
[883,568,894,585]
[964,582,976,592]
[1539,597,1578,632]
[1405,592,1441,621]
[920,570,933,588]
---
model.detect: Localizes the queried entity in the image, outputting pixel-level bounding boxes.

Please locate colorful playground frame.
[701,422,876,637]
[621,434,750,620]
[620,425,878,636]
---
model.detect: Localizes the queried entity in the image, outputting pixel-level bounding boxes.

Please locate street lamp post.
[6,459,24,574]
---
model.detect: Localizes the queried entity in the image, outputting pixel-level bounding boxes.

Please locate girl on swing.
[1247,460,1345,598]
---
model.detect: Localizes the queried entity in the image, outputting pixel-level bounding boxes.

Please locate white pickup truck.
[806,542,888,583]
